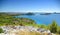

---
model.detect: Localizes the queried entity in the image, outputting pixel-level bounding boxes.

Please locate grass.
[15,30,41,35]
[15,31,60,35]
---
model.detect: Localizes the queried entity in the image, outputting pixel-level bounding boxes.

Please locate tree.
[50,20,57,33]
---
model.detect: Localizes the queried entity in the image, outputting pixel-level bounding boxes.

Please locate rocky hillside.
[0,26,56,35]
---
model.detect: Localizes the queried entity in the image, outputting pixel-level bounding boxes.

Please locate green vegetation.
[0,13,36,26]
[0,28,4,33]
[57,26,60,34]
[49,21,57,33]
[0,13,60,34]
[48,21,60,34]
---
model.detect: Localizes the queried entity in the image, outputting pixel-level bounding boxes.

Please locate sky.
[0,0,60,13]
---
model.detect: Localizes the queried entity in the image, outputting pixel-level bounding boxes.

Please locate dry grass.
[15,30,41,35]
[13,29,60,35]
[14,30,52,35]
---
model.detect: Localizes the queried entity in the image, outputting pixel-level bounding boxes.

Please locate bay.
[15,14,60,25]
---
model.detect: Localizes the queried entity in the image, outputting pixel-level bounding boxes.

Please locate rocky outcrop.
[0,26,56,35]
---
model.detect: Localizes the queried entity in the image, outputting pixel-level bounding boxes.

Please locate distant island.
[0,12,60,16]
[40,12,60,15]
[53,12,60,14]
[40,13,52,15]
[25,12,35,15]
[21,12,60,15]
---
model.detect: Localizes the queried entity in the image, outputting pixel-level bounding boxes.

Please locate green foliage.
[0,13,36,26]
[0,28,4,33]
[50,20,57,33]
[57,26,60,34]
[40,24,46,28]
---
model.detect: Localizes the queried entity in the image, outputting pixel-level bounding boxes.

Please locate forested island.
[0,13,60,35]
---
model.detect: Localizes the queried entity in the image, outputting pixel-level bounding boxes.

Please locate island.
[40,13,52,15]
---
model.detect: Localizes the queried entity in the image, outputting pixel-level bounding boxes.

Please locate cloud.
[0,9,60,13]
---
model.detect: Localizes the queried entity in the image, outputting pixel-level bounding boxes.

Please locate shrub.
[0,28,4,33]
[50,20,57,33]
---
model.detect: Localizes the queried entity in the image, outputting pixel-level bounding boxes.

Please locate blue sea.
[16,14,60,25]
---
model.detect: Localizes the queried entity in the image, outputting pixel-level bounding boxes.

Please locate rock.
[0,26,54,35]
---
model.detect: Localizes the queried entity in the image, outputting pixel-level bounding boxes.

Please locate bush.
[50,20,57,33]
[0,28,4,33]
[57,26,60,34]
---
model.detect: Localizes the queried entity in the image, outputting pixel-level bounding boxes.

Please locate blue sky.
[0,0,60,13]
